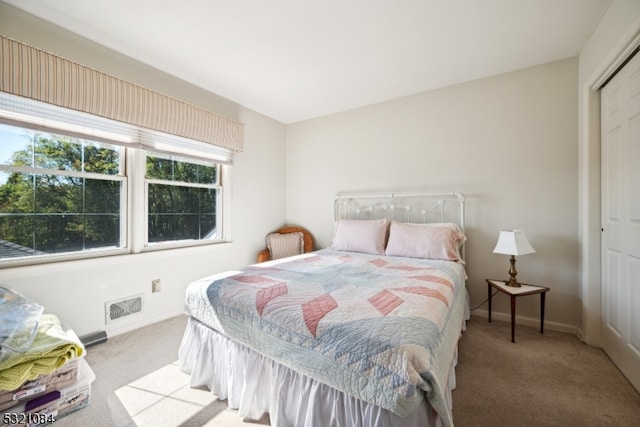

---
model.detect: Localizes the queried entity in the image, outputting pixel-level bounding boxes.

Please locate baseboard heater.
[79,330,108,348]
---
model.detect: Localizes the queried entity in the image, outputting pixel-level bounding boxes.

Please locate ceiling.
[3,0,612,124]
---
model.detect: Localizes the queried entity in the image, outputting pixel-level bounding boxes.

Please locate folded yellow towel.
[0,314,85,390]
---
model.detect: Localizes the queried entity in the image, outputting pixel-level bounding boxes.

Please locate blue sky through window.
[0,123,31,184]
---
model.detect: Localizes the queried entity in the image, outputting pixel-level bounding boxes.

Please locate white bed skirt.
[179,317,457,427]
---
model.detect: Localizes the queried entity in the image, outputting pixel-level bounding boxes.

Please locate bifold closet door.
[601,49,640,394]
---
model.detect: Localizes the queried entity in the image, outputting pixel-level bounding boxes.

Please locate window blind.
[0,35,242,163]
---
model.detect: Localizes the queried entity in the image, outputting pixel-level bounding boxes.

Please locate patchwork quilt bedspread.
[184,249,467,425]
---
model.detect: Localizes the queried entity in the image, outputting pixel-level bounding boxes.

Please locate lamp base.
[505,255,521,287]
[504,278,521,287]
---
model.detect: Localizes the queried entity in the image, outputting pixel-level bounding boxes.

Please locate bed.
[179,192,469,427]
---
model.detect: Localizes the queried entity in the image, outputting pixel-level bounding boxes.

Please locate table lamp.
[493,230,535,287]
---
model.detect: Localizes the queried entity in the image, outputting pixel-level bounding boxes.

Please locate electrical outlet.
[152,279,161,293]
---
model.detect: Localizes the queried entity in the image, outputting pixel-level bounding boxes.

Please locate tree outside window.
[0,123,222,263]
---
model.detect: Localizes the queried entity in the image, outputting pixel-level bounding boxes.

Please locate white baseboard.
[471,308,579,335]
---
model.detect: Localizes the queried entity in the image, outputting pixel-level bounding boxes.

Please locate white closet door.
[601,50,640,393]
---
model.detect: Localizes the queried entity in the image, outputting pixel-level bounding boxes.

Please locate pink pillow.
[385,221,465,261]
[331,219,389,255]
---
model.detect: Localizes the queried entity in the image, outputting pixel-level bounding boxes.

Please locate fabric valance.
[0,35,243,153]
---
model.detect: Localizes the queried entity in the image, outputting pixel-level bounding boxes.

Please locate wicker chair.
[257,225,314,263]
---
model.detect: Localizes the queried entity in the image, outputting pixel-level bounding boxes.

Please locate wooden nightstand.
[486,279,550,343]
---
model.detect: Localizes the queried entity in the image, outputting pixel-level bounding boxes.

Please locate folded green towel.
[0,313,85,391]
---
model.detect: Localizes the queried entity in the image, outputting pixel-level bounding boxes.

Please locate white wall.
[577,0,640,345]
[286,58,580,331]
[0,3,287,337]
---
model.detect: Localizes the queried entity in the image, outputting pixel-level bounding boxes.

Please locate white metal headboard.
[334,191,467,259]
[334,191,465,227]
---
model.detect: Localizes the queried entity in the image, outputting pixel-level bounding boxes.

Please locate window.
[0,123,125,259]
[145,153,221,244]
[1,36,240,265]
[0,121,226,266]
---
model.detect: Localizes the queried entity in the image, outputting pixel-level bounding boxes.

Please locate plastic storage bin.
[1,358,95,427]
[0,358,81,411]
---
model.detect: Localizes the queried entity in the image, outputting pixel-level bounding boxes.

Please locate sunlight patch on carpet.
[115,360,226,426]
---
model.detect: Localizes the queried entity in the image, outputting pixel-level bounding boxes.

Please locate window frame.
[0,127,130,266]
[0,123,230,268]
[142,152,225,251]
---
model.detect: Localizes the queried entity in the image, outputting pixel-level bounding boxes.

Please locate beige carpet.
[453,317,640,426]
[50,314,640,427]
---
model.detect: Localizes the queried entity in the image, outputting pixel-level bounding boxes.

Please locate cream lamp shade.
[493,230,535,256]
[493,230,535,287]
